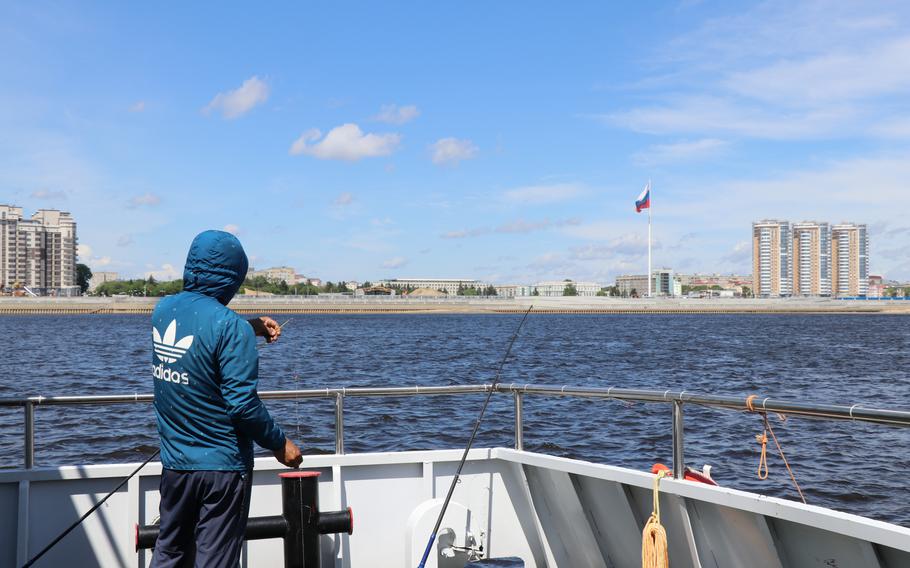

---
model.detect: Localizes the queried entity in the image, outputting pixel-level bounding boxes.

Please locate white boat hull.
[2,448,909,567]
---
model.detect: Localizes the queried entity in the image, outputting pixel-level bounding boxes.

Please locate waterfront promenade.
[1,295,909,314]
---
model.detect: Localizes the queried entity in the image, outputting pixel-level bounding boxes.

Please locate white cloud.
[373,104,420,124]
[129,101,146,113]
[604,96,856,139]
[30,189,66,200]
[430,137,478,166]
[128,193,161,208]
[223,224,241,235]
[442,218,582,239]
[722,37,910,107]
[145,263,181,281]
[604,2,910,140]
[720,240,751,264]
[203,76,269,119]
[333,192,354,206]
[381,256,408,269]
[117,234,133,247]
[77,243,113,269]
[503,183,584,205]
[632,138,729,166]
[570,234,653,259]
[289,124,400,161]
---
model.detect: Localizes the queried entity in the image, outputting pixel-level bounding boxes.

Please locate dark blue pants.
[151,469,252,568]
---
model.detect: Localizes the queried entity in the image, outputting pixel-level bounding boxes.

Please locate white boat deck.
[2,447,909,567]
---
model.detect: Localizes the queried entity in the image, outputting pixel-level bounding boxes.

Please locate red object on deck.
[651,463,719,486]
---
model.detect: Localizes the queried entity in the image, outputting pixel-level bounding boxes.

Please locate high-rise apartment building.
[792,221,831,296]
[831,223,869,297]
[0,205,79,295]
[752,220,792,297]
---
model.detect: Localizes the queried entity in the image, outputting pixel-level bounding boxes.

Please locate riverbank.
[1,296,909,314]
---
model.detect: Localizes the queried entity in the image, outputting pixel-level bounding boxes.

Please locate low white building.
[616,269,681,297]
[532,280,600,297]
[88,271,119,292]
[494,285,534,297]
[377,278,489,295]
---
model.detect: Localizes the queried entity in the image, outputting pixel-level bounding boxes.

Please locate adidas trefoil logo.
[153,320,194,363]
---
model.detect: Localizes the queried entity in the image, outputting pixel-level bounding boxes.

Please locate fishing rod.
[417,305,533,568]
[22,448,160,568]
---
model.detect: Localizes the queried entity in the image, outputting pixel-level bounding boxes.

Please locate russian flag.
[635,182,651,213]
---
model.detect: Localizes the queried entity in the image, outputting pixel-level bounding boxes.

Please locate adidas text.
[152,363,189,385]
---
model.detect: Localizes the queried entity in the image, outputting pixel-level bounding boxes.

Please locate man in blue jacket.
[151,230,302,567]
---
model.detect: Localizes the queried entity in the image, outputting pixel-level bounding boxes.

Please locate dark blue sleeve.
[218,316,286,451]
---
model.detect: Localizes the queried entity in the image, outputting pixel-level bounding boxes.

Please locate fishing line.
[417,305,533,568]
[22,448,160,568]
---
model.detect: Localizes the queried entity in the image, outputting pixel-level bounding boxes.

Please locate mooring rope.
[642,468,670,568]
[746,394,806,503]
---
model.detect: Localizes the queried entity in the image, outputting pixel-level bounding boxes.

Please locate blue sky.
[2,1,910,283]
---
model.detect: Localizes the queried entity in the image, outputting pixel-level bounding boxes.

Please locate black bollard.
[136,471,353,568]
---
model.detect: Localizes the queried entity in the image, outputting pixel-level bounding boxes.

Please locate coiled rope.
[642,468,670,568]
[746,394,806,504]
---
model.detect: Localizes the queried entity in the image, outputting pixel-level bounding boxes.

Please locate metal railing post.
[514,392,524,451]
[334,393,345,455]
[24,401,35,469]
[672,401,684,479]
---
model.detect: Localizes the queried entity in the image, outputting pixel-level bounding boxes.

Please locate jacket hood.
[182,230,248,305]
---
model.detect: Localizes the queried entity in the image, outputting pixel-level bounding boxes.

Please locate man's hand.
[249,316,282,343]
[273,438,302,468]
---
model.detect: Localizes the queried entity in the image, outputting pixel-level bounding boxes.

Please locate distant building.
[250,266,296,284]
[377,278,489,295]
[652,269,681,297]
[532,280,600,297]
[494,285,534,297]
[0,205,79,296]
[831,223,869,297]
[678,273,752,291]
[615,274,649,297]
[868,275,884,298]
[616,269,680,297]
[752,220,792,298]
[88,271,119,292]
[792,221,831,296]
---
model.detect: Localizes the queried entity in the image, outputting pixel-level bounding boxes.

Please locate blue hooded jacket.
[152,230,285,471]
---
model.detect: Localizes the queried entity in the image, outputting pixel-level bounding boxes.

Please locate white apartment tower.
[0,205,79,295]
[831,223,869,297]
[792,221,831,296]
[752,220,792,298]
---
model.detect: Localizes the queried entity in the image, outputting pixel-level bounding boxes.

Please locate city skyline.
[3,2,910,283]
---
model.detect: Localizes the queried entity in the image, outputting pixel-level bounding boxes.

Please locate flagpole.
[647,179,652,298]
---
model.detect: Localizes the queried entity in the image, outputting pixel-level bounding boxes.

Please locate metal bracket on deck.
[135,471,353,568]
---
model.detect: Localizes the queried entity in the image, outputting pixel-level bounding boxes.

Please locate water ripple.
[1,313,909,526]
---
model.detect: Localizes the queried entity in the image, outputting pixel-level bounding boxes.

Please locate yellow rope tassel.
[642,469,670,568]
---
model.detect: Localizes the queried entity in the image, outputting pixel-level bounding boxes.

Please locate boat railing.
[2,384,909,475]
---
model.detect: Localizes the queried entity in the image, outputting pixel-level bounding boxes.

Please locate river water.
[1,313,909,526]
